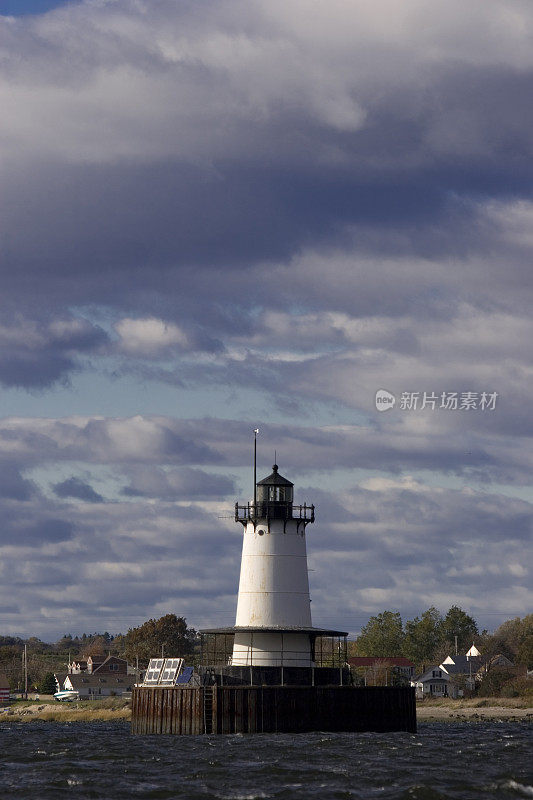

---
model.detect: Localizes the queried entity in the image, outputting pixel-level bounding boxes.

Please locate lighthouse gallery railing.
[235,502,315,523]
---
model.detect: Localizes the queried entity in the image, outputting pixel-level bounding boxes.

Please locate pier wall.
[131,685,416,735]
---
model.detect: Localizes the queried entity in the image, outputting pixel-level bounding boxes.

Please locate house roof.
[65,674,131,690]
[440,655,481,674]
[92,655,127,673]
[414,666,450,682]
[348,657,414,668]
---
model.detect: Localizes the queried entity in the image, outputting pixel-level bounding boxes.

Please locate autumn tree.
[80,635,109,658]
[122,614,196,665]
[482,615,533,668]
[355,611,404,657]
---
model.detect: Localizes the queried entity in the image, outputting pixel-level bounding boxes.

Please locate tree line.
[352,606,532,671]
[0,615,198,692]
[1,609,531,692]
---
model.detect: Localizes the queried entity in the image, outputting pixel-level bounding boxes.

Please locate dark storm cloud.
[0,516,75,546]
[0,317,108,389]
[1,0,532,637]
[53,476,104,503]
[122,466,236,500]
[2,1,533,320]
[0,463,35,500]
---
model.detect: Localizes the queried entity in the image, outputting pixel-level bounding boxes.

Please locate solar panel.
[176,666,194,685]
[158,658,184,686]
[143,658,164,685]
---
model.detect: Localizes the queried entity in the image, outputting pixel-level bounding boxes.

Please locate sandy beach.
[1,697,531,724]
[416,701,532,723]
[0,698,131,723]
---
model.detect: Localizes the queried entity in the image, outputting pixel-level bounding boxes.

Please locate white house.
[62,673,132,698]
[411,666,451,699]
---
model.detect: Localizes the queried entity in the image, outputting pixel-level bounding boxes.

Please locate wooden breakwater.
[131,685,416,735]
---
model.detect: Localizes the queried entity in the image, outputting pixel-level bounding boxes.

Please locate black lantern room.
[256,464,293,506]
[235,464,314,526]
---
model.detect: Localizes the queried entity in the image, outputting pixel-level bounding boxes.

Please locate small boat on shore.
[54,690,79,702]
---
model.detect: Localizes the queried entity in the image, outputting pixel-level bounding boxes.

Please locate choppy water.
[0,721,531,799]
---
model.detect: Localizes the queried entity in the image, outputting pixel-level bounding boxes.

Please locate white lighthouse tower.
[200,444,348,678]
[231,463,315,666]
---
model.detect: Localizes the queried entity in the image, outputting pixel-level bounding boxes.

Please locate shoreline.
[416,704,532,723]
[0,699,531,724]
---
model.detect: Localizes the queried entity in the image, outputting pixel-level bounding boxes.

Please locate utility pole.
[454,635,458,656]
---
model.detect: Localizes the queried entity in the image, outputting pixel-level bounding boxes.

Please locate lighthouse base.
[131,684,416,735]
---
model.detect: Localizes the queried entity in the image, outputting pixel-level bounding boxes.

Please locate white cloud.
[114,317,189,355]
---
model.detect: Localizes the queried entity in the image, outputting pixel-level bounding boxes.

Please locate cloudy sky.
[0,0,531,642]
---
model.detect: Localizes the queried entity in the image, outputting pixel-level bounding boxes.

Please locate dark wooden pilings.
[131,685,416,735]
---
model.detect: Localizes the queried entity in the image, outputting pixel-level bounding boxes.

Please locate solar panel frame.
[158,658,184,685]
[143,658,165,685]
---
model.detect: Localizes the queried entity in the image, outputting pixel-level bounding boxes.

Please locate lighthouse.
[132,440,417,734]
[200,452,350,677]
[232,463,315,667]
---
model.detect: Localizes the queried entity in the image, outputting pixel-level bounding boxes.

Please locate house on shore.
[68,654,130,675]
[411,666,451,699]
[62,672,133,699]
[412,643,515,698]
[55,654,134,698]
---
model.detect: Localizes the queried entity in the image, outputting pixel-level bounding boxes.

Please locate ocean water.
[0,721,531,799]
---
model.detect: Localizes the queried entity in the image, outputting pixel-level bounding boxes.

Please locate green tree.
[403,607,443,667]
[123,614,196,665]
[39,672,57,694]
[440,605,478,653]
[355,611,404,657]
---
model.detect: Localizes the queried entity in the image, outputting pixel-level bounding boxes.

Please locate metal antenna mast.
[253,429,259,512]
